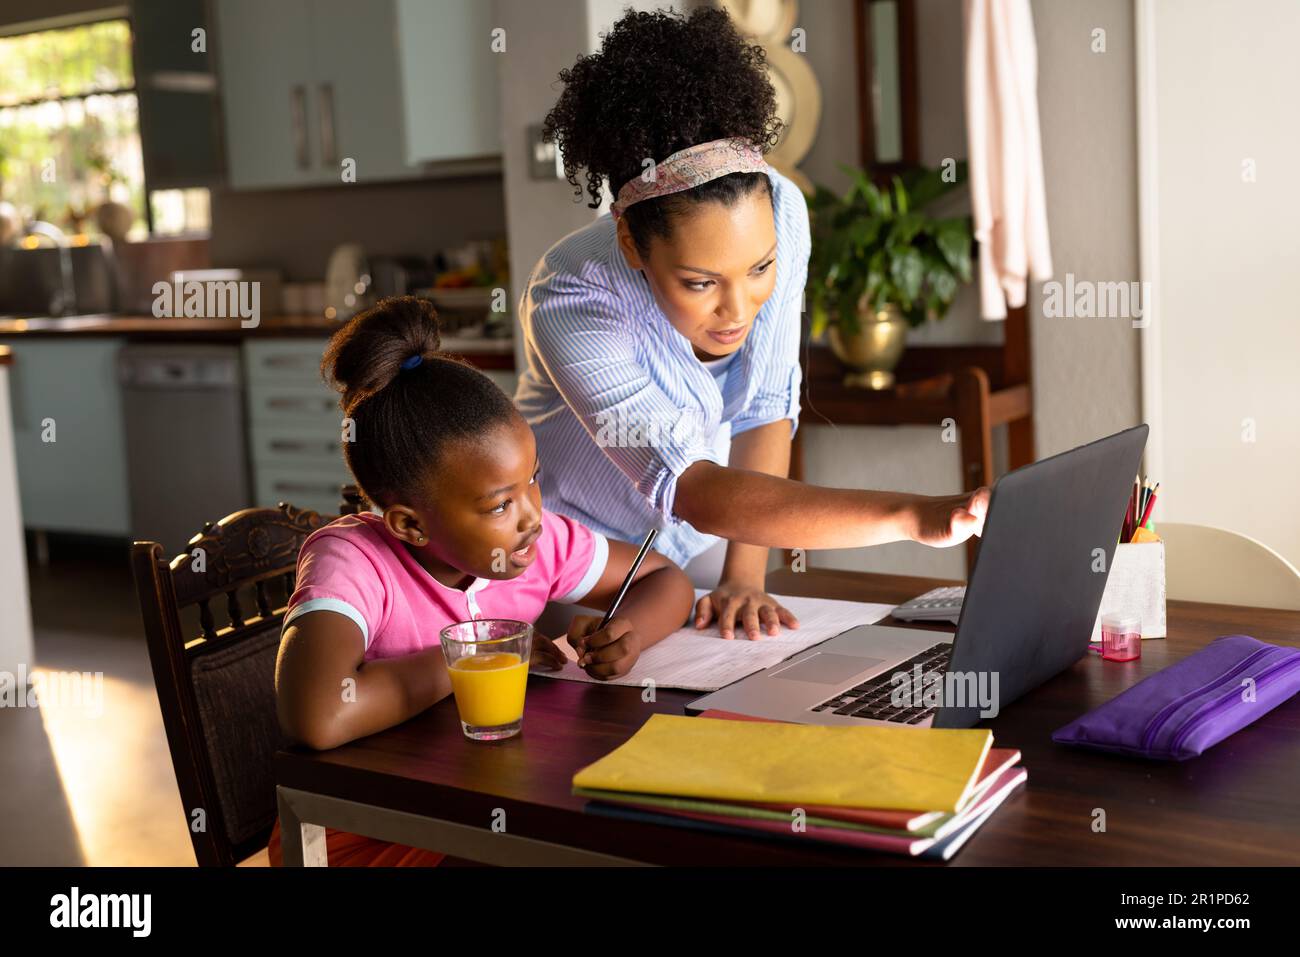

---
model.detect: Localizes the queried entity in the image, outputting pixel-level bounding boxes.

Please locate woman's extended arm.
[693,420,800,639]
[717,420,789,583]
[673,460,990,551]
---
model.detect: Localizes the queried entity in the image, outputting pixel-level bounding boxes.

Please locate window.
[0,18,148,241]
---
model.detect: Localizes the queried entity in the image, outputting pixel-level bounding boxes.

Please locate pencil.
[1134,485,1159,539]
[598,528,658,630]
[1130,474,1141,540]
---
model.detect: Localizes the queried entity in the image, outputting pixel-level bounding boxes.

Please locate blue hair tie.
[401,354,423,371]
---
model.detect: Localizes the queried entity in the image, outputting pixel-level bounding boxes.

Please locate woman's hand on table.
[565,615,643,679]
[694,582,800,641]
[910,487,991,548]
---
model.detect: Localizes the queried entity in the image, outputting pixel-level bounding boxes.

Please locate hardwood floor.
[0,538,267,866]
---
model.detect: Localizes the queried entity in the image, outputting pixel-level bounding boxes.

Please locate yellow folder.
[573,714,994,813]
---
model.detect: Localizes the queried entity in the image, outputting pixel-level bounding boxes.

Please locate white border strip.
[555,533,610,604]
[1135,0,1165,487]
[284,598,370,650]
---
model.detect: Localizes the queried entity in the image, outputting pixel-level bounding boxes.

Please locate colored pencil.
[1134,485,1159,539]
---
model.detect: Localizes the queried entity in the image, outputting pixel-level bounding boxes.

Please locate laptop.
[687,424,1149,729]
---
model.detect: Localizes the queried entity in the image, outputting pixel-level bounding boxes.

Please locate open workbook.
[529,590,896,692]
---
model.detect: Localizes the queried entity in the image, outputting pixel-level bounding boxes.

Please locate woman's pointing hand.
[910,487,991,548]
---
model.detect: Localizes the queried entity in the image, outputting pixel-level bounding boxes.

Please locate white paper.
[529,591,896,692]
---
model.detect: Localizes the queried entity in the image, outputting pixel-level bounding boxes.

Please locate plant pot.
[827,302,908,389]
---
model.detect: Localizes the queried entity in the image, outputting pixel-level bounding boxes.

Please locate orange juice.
[447,652,529,727]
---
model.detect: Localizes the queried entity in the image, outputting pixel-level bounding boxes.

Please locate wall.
[207,176,506,282]
[1030,0,1142,458]
[1145,0,1300,568]
[495,0,601,377]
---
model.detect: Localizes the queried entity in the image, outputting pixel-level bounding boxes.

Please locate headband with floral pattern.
[609,137,769,220]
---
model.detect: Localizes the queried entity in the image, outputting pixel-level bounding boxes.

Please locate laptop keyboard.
[809,642,952,724]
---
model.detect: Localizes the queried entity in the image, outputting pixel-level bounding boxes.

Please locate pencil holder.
[1091,541,1167,641]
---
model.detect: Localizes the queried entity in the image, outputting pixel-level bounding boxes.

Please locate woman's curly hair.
[542,7,784,255]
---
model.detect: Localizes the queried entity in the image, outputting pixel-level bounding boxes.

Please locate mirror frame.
[854,0,920,181]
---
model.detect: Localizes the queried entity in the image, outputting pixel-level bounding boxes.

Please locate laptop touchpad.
[771,653,884,684]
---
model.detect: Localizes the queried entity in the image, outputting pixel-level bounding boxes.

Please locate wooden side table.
[791,305,1034,571]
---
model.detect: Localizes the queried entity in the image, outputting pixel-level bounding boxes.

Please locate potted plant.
[805,162,973,389]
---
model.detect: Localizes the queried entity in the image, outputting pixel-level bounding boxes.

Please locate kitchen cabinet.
[0,339,131,536]
[309,0,418,183]
[215,0,500,190]
[0,350,35,677]
[133,0,223,190]
[214,0,318,190]
[396,0,502,166]
[243,339,352,517]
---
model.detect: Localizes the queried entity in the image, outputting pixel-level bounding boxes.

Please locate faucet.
[23,221,76,316]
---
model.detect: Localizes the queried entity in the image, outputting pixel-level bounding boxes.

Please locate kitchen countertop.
[0,314,515,362]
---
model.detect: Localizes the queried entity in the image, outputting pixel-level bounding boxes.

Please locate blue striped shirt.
[514,165,810,567]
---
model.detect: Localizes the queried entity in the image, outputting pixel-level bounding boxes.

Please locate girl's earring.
[417,536,426,545]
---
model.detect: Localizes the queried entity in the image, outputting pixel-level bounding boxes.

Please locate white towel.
[963,0,1054,319]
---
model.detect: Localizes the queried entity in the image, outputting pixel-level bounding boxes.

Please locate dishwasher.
[119,345,251,557]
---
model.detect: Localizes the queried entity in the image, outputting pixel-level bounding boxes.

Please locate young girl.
[268,295,695,866]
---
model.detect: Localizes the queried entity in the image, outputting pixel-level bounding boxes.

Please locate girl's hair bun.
[322,295,442,415]
[318,294,518,507]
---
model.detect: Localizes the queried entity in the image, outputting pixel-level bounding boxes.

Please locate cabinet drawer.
[243,338,332,386]
[247,382,341,424]
[250,423,346,468]
[253,463,351,517]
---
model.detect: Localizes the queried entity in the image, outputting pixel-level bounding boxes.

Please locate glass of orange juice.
[439,619,533,740]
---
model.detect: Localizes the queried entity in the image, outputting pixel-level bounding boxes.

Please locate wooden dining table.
[275,567,1300,866]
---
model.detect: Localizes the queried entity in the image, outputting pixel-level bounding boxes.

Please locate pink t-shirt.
[283,510,609,660]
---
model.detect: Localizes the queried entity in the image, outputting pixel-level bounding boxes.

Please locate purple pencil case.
[1052,635,1300,761]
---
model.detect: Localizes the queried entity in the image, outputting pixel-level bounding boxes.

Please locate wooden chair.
[339,483,367,516]
[130,501,330,866]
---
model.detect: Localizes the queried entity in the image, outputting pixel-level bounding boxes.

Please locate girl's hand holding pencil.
[565,615,644,679]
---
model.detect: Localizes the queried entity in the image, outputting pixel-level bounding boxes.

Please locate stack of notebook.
[572,711,1027,860]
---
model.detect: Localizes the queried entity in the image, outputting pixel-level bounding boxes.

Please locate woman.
[516,8,988,641]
